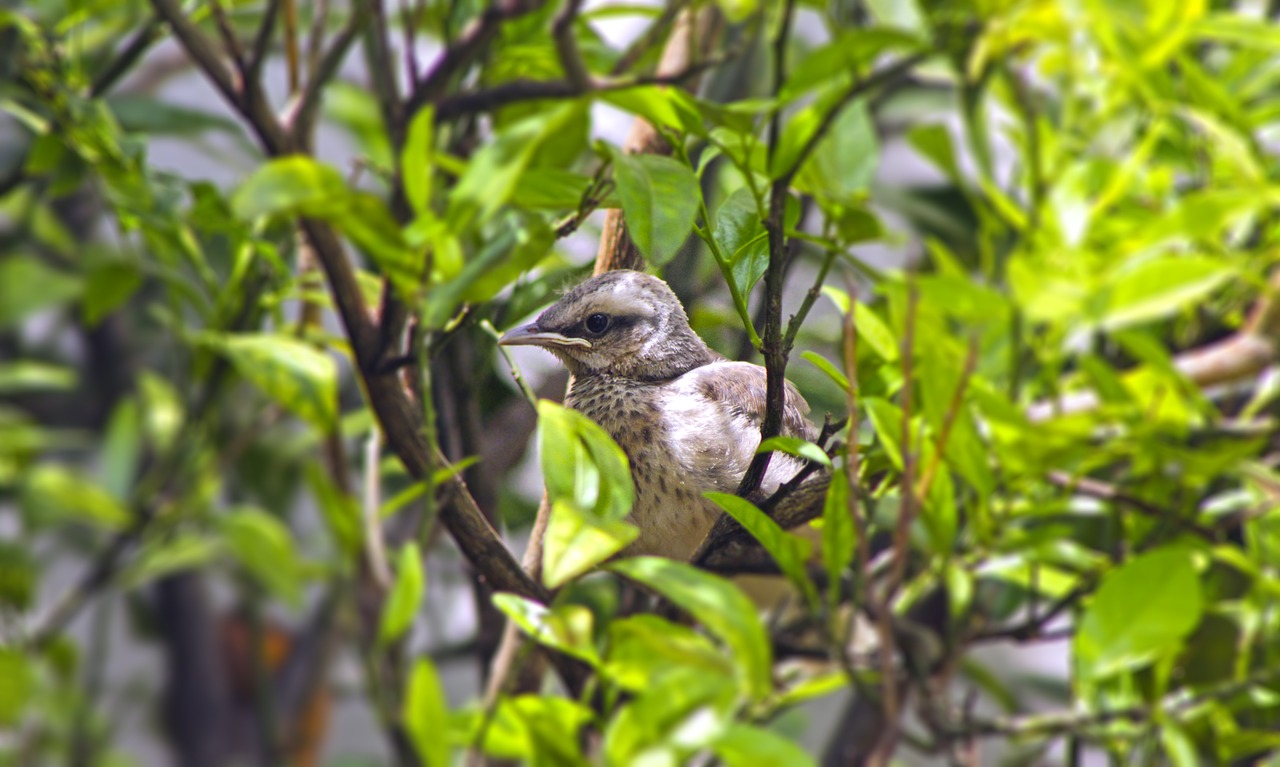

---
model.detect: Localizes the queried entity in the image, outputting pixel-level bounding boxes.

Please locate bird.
[500,269,816,561]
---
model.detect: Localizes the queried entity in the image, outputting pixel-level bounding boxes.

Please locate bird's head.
[499,270,717,380]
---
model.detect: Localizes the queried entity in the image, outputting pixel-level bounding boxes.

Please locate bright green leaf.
[206,333,338,429]
[0,649,32,727]
[379,543,425,645]
[714,724,816,767]
[1076,548,1204,680]
[543,500,638,589]
[610,557,771,698]
[705,492,818,609]
[492,593,599,665]
[404,657,451,767]
[24,464,131,530]
[757,436,831,467]
[219,507,304,605]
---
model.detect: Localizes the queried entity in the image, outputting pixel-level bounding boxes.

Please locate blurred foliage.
[3,0,1280,765]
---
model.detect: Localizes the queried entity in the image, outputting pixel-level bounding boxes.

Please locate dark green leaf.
[611,151,699,264]
[714,186,769,298]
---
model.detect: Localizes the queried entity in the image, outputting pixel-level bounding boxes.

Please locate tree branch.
[405,0,544,117]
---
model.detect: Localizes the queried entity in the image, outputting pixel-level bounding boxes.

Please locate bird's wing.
[660,361,817,496]
[679,361,815,440]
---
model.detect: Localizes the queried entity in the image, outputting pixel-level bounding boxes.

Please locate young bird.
[500,270,815,561]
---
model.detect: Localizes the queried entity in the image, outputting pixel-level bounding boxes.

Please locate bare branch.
[551,0,590,90]
[405,0,544,117]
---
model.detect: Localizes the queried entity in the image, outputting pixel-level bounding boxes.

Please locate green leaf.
[24,464,131,530]
[402,106,435,217]
[379,543,425,645]
[611,151,700,264]
[403,658,451,767]
[491,593,599,665]
[906,123,960,181]
[604,614,733,691]
[120,534,222,589]
[513,168,597,210]
[802,351,850,393]
[543,500,638,589]
[0,542,36,610]
[1102,255,1235,329]
[467,695,592,763]
[83,260,142,326]
[710,0,758,23]
[1076,548,1204,680]
[603,666,736,765]
[100,398,141,502]
[714,725,816,767]
[714,186,769,298]
[421,215,554,330]
[448,103,585,233]
[108,95,242,137]
[1195,12,1280,49]
[207,333,338,429]
[610,557,771,699]
[537,400,634,521]
[306,463,362,555]
[601,86,705,136]
[219,507,304,605]
[705,492,818,609]
[863,397,904,470]
[821,469,855,614]
[138,371,183,452]
[794,99,878,205]
[0,256,82,327]
[0,362,75,394]
[757,436,831,467]
[0,649,32,727]
[231,156,349,220]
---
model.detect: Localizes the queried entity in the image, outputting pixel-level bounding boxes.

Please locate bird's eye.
[585,313,610,334]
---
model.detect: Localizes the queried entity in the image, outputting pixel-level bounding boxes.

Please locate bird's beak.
[498,323,592,349]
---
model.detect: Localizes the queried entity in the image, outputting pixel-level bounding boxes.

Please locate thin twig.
[363,428,394,590]
[552,0,590,89]
[736,0,797,499]
[248,0,283,83]
[433,55,729,121]
[286,7,367,144]
[950,664,1280,739]
[405,0,542,116]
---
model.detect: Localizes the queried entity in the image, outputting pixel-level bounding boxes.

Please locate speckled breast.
[565,374,720,560]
